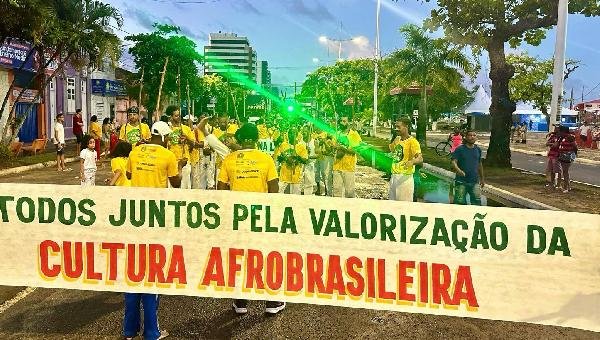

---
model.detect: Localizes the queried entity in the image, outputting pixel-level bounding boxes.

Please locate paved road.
[0,163,598,339]
[375,128,599,186]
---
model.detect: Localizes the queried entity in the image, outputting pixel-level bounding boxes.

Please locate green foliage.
[508,53,580,115]
[401,0,600,167]
[386,24,475,142]
[126,24,203,114]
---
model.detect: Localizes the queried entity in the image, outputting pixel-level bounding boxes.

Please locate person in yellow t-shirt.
[332,116,362,198]
[107,141,132,187]
[185,115,205,189]
[165,106,197,161]
[257,119,279,156]
[119,107,151,145]
[126,121,184,189]
[388,117,423,201]
[314,128,334,196]
[274,128,308,195]
[89,115,102,160]
[217,122,285,315]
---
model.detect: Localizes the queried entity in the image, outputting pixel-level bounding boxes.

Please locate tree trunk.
[416,82,427,143]
[486,39,515,168]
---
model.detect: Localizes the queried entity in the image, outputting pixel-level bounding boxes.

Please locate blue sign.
[0,40,35,72]
[91,79,127,97]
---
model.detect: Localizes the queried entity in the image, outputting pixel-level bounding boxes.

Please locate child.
[107,141,132,187]
[80,136,98,186]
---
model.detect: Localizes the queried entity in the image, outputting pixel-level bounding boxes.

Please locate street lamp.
[318,35,360,61]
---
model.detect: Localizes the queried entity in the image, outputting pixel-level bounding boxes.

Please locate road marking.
[0,287,36,315]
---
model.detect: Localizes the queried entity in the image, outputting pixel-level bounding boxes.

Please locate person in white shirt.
[79,135,98,186]
[53,113,66,171]
[580,122,591,148]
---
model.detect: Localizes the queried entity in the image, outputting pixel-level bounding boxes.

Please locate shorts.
[74,132,83,144]
[55,143,64,155]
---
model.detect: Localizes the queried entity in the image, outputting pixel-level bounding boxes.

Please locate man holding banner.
[124,121,185,339]
[217,123,286,315]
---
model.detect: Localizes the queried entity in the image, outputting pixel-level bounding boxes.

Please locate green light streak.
[201,54,396,173]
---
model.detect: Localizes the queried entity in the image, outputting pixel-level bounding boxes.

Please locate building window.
[80,79,86,93]
[67,78,76,113]
[49,79,54,90]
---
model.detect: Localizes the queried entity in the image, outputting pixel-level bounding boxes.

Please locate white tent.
[465,85,491,115]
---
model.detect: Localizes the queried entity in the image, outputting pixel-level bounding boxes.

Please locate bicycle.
[435,140,452,157]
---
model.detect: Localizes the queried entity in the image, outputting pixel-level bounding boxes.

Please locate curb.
[422,163,560,211]
[478,142,600,166]
[0,157,78,177]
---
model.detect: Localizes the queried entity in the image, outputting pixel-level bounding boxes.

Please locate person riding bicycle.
[448,129,463,152]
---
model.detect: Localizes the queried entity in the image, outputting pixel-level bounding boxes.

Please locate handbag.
[558,151,576,163]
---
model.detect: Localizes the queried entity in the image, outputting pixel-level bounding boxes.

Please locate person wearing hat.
[120,106,151,145]
[214,122,285,315]
[126,121,185,189]
[123,121,184,340]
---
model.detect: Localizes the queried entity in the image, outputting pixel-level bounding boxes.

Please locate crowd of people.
[49,105,487,339]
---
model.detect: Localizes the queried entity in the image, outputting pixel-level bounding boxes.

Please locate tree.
[0,0,123,144]
[387,24,474,143]
[412,0,600,167]
[508,53,579,121]
[300,59,375,122]
[126,24,203,120]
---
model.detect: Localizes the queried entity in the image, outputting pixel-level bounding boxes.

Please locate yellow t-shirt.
[89,122,102,139]
[227,123,239,135]
[119,123,151,145]
[167,125,195,161]
[126,144,179,188]
[188,128,205,165]
[333,130,362,172]
[218,149,278,193]
[274,141,308,184]
[389,136,422,175]
[258,124,280,140]
[111,157,131,187]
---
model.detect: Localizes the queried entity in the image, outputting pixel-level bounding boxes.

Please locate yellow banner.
[0,183,598,332]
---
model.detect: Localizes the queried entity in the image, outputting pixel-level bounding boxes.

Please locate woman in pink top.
[449,130,463,152]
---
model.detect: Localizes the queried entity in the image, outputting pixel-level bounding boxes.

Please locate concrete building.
[256,60,271,86]
[90,58,122,123]
[204,33,257,81]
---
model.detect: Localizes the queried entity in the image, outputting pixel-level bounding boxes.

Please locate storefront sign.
[91,79,127,96]
[0,39,35,72]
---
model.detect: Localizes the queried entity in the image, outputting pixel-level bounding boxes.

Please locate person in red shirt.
[556,126,578,193]
[73,108,84,156]
[545,125,561,189]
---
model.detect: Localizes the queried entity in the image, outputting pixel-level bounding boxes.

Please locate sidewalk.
[430,131,600,164]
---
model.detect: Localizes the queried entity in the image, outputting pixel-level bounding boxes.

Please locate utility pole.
[186,80,191,118]
[549,0,569,126]
[177,66,181,109]
[155,56,169,122]
[138,67,144,109]
[373,0,381,137]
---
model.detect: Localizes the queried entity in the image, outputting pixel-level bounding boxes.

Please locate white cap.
[183,115,198,122]
[151,121,172,141]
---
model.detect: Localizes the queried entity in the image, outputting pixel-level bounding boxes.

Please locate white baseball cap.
[183,115,198,122]
[151,121,172,141]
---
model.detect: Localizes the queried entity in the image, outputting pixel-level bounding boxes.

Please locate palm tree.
[389,24,473,143]
[1,0,123,143]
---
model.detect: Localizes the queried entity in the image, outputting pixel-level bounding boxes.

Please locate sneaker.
[265,301,286,314]
[562,189,570,193]
[233,300,248,314]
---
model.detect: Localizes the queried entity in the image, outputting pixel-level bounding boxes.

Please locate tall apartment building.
[204,33,257,81]
[256,60,271,87]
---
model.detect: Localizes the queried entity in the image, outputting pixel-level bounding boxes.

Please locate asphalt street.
[0,162,598,339]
